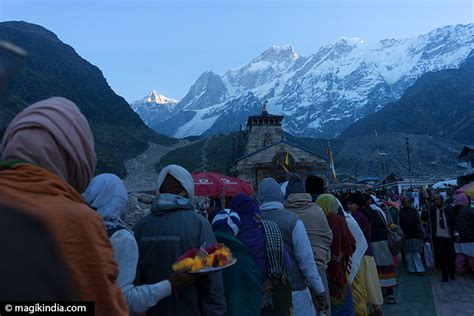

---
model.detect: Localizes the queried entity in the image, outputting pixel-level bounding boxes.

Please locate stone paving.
[382,266,474,316]
[383,267,436,316]
[430,272,474,316]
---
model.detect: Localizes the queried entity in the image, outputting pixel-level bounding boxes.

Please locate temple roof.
[234,139,328,163]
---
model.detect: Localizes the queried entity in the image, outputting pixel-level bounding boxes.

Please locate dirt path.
[123,140,192,192]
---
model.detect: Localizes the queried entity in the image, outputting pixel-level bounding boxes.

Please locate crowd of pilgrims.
[0,97,473,316]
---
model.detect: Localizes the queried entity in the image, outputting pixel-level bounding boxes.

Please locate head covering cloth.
[156,164,194,198]
[2,97,96,192]
[316,194,356,305]
[83,174,128,232]
[230,193,266,273]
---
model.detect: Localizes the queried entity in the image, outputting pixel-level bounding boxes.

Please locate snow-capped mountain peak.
[130,90,178,129]
[252,44,299,63]
[143,90,177,105]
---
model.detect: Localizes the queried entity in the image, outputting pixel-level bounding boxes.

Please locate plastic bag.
[424,242,434,268]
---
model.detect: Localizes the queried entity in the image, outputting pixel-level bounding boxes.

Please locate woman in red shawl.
[316,194,356,315]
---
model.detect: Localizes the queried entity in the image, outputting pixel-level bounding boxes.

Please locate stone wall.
[245,124,284,154]
[233,142,328,189]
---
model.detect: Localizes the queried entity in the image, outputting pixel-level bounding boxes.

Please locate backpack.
[374,206,403,256]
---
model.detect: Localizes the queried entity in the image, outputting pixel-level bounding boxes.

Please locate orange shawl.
[0,163,127,316]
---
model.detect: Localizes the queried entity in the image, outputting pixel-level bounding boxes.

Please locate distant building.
[231,101,329,189]
[457,145,474,186]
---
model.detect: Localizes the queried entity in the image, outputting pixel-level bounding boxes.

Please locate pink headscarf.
[455,193,469,207]
[2,97,96,192]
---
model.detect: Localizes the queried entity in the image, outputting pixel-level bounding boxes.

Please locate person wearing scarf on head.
[84,174,194,314]
[316,194,356,316]
[211,208,263,316]
[309,190,368,288]
[229,193,267,273]
[0,97,127,315]
[229,193,292,316]
[285,175,333,316]
[331,193,369,287]
[345,193,384,316]
[133,164,226,316]
[258,178,328,316]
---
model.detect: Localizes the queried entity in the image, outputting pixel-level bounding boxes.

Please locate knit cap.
[212,209,241,236]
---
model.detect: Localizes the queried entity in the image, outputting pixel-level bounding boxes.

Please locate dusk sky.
[1,0,473,102]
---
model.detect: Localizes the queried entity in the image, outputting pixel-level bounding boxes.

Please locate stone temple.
[231,101,329,189]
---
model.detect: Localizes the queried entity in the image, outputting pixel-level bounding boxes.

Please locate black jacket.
[399,207,424,239]
[133,195,226,316]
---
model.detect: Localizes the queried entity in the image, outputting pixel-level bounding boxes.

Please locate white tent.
[432,179,457,189]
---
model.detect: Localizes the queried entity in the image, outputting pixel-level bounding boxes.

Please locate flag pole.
[280,151,291,176]
[327,140,337,193]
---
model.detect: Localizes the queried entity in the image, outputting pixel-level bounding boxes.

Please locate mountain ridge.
[134,23,474,139]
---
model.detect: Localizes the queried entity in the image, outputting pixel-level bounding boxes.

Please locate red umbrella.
[192,172,254,197]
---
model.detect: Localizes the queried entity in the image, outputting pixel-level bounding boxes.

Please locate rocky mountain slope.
[139,24,474,139]
[0,21,175,176]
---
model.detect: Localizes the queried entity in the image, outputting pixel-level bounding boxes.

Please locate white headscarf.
[156,164,194,198]
[83,173,128,231]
